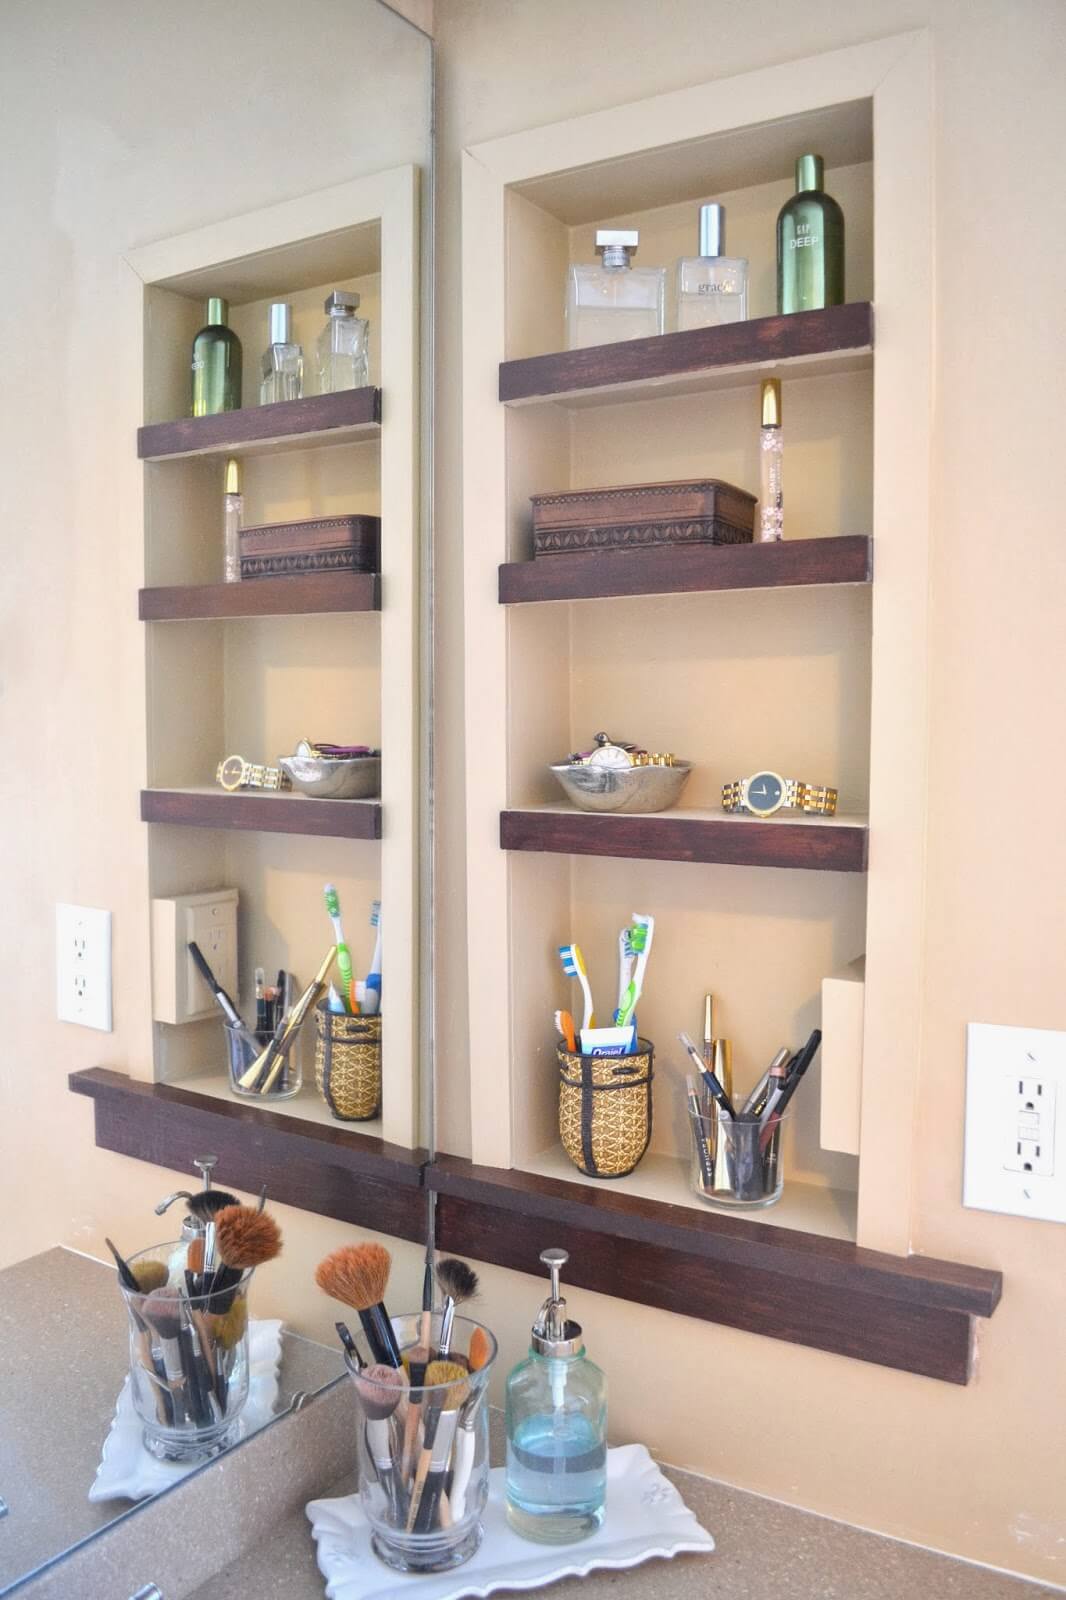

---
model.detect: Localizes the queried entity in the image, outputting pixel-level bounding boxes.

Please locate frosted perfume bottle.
[566,231,665,350]
[505,1249,607,1545]
[223,458,243,583]
[259,302,304,405]
[676,203,748,330]
[759,379,783,542]
[777,154,845,314]
[191,297,242,417]
[316,290,369,393]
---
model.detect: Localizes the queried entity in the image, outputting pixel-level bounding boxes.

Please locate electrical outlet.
[56,904,112,1031]
[964,1022,1066,1223]
[151,889,239,1024]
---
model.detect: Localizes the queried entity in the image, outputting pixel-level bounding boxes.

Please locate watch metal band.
[721,777,838,817]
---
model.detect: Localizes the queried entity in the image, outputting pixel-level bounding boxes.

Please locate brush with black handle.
[188,941,243,1028]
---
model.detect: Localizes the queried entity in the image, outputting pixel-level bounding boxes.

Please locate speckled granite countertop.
[186,1460,1064,1600]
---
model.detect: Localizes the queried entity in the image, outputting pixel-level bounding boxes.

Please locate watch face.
[746,772,784,816]
[219,756,245,791]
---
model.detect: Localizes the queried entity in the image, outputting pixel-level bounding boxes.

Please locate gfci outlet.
[151,889,239,1025]
[56,904,112,1032]
[964,1022,1066,1224]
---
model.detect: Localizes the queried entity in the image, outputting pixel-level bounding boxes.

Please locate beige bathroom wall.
[432,0,1066,1585]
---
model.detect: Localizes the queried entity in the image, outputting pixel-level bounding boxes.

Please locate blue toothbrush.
[363,900,382,1015]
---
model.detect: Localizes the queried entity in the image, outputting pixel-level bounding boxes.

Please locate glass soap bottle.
[566,231,665,350]
[777,154,845,314]
[222,458,243,583]
[191,297,242,417]
[676,203,748,329]
[259,302,303,405]
[316,291,369,393]
[759,378,783,542]
[505,1248,607,1544]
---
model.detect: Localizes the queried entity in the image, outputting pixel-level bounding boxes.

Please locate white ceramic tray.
[307,1442,715,1600]
[89,1318,283,1502]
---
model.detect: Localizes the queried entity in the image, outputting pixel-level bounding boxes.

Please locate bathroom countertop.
[186,1464,1065,1600]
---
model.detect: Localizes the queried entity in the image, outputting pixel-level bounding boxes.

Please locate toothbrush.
[363,900,382,1015]
[615,926,635,1022]
[558,943,595,1032]
[554,1009,577,1053]
[323,885,354,1014]
[616,912,654,1029]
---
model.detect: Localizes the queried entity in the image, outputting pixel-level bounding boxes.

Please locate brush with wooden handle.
[406,1361,468,1534]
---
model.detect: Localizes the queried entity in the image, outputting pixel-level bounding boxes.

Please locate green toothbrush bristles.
[625,925,648,954]
[324,883,341,918]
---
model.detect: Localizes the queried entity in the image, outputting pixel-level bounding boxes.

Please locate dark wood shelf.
[141,788,381,840]
[500,805,868,873]
[139,571,380,621]
[426,1155,1001,1385]
[499,303,873,406]
[499,534,871,604]
[70,1069,426,1242]
[137,387,381,461]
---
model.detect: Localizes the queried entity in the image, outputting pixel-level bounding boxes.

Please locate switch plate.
[151,889,239,1025]
[56,904,112,1031]
[964,1022,1066,1223]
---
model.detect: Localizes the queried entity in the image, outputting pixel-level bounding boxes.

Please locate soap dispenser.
[505,1248,607,1544]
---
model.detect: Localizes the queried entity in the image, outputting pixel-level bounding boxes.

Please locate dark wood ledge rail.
[137,387,381,461]
[498,303,874,405]
[70,1068,426,1242]
[499,535,872,605]
[427,1156,1002,1386]
[139,571,380,621]
[141,789,382,841]
[68,1071,1002,1382]
[500,808,869,873]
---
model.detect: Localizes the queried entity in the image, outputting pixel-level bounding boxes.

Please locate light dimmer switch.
[151,889,239,1025]
[964,1022,1066,1224]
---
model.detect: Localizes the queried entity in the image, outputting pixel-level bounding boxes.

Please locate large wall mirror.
[0,2,433,1593]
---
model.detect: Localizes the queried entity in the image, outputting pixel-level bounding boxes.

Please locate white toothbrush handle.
[578,968,594,1032]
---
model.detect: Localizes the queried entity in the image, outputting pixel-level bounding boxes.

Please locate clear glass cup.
[347,1311,497,1575]
[121,1243,253,1462]
[689,1109,789,1209]
[225,1019,303,1099]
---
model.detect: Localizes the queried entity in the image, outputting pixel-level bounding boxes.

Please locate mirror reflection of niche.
[0,0,432,1591]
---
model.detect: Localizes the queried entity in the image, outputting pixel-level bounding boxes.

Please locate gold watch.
[722,772,837,818]
[216,755,290,793]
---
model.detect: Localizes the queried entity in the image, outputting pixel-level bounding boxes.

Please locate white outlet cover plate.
[964,1021,1066,1224]
[56,903,112,1032]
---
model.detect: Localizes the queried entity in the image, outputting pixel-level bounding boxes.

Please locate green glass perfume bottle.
[191,297,242,416]
[776,154,844,314]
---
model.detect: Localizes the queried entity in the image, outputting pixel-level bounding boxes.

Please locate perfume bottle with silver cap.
[259,302,303,406]
[566,230,665,350]
[675,203,748,329]
[505,1248,607,1544]
[316,290,369,393]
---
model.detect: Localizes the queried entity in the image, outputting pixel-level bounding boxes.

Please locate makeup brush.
[208,1203,283,1309]
[400,1338,432,1480]
[335,1320,364,1369]
[450,1326,494,1522]
[434,1258,478,1360]
[108,1244,173,1426]
[240,945,336,1093]
[353,1363,408,1522]
[131,1259,169,1294]
[315,1243,402,1368]
[141,1288,190,1426]
[679,1031,737,1119]
[407,1361,468,1534]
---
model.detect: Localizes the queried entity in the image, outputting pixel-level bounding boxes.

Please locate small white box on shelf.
[820,957,865,1155]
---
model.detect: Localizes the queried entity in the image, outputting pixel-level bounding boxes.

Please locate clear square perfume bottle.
[566,230,665,350]
[259,302,303,406]
[316,290,369,393]
[676,204,748,330]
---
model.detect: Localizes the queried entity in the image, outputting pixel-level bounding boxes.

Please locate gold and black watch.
[722,772,837,818]
[215,755,290,793]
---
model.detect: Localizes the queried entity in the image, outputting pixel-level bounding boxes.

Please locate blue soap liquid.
[506,1413,607,1543]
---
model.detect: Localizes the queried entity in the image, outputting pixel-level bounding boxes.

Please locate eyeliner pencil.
[760,1028,822,1149]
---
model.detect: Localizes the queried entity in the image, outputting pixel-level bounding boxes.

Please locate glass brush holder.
[225,1018,303,1099]
[689,1107,789,1209]
[346,1311,498,1575]
[121,1243,253,1463]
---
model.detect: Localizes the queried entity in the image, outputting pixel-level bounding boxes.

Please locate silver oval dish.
[550,760,691,814]
[279,754,381,800]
